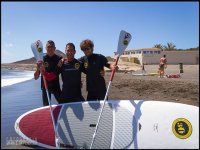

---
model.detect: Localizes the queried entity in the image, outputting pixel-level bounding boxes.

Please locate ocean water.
[1,68,34,87]
[1,69,58,148]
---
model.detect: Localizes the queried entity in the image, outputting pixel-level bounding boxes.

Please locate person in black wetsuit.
[79,39,118,101]
[54,43,85,103]
[34,40,62,106]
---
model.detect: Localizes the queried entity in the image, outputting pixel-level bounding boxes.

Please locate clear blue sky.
[1,2,199,63]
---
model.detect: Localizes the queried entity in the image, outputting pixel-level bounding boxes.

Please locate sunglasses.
[82,47,91,51]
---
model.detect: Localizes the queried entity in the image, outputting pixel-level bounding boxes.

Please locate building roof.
[125,48,161,52]
[114,48,161,54]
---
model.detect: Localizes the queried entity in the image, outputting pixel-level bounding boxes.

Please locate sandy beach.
[1,64,199,149]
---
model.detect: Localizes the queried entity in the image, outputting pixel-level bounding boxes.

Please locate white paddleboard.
[132,73,158,76]
[15,100,199,149]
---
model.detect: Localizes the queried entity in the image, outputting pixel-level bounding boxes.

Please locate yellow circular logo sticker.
[44,62,49,68]
[123,39,128,46]
[75,63,80,69]
[172,118,192,139]
[37,47,43,53]
[84,62,88,69]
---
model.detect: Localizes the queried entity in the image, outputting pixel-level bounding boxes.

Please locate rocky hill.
[12,50,65,64]
[11,50,114,64]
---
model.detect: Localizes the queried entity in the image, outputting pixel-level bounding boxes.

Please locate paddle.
[31,40,59,147]
[90,30,132,149]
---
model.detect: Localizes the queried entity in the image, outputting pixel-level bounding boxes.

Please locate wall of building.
[162,51,199,64]
[142,53,161,65]
[119,50,199,65]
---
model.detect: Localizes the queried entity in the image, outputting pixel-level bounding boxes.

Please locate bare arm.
[34,67,40,80]
[34,60,43,80]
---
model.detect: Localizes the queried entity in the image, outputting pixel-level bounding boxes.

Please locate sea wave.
[1,69,34,87]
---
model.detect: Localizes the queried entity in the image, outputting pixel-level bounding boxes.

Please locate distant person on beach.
[53,43,85,103]
[79,39,118,101]
[141,63,146,75]
[159,54,167,78]
[34,40,62,106]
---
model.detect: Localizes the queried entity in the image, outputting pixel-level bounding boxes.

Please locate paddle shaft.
[31,40,59,147]
[42,75,57,133]
[90,56,120,149]
[90,30,132,149]
[110,56,120,81]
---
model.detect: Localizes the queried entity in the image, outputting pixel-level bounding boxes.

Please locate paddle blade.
[31,40,44,61]
[116,30,132,56]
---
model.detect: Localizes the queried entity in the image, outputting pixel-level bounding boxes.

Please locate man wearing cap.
[34,40,62,106]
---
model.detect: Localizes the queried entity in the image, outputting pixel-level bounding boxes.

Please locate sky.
[1,2,199,63]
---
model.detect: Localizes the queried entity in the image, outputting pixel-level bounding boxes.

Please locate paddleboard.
[15,100,199,149]
[132,73,158,76]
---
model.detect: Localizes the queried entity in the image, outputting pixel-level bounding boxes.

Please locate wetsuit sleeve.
[54,66,62,75]
[101,54,110,68]
[79,61,86,74]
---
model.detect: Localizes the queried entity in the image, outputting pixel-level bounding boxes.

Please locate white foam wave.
[1,71,34,87]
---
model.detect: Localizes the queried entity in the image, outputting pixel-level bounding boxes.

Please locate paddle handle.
[110,56,120,81]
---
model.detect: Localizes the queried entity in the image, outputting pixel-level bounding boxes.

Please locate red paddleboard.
[15,105,62,148]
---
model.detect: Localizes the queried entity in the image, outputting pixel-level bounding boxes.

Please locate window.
[136,51,140,54]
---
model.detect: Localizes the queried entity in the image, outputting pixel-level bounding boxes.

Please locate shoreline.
[1,64,37,71]
[2,62,198,72]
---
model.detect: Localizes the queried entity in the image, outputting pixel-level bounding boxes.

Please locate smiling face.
[46,41,56,57]
[65,44,76,61]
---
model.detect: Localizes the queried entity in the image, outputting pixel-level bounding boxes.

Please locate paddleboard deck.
[132,73,158,76]
[15,100,199,149]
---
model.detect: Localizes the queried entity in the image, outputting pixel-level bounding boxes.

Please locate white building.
[115,48,199,65]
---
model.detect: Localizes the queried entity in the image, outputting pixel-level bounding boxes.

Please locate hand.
[57,58,64,67]
[36,60,43,69]
[40,66,45,74]
[110,63,119,72]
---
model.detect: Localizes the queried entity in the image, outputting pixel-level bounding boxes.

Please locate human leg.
[87,92,98,101]
[42,89,51,106]
[52,89,62,104]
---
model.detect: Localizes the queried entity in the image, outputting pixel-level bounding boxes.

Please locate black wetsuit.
[41,54,62,106]
[55,59,85,103]
[79,53,110,101]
